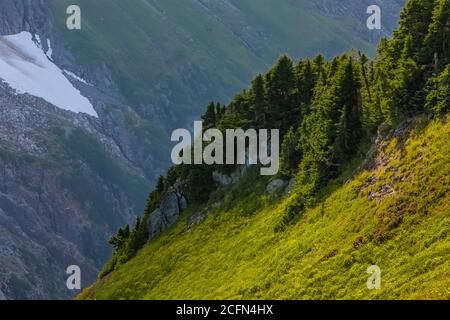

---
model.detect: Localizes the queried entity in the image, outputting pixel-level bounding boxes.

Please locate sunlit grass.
[80,116,449,300]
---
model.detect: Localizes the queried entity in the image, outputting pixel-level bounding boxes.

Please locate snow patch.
[0,31,97,117]
[63,69,91,86]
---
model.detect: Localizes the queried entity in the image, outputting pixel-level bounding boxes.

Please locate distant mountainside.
[49,0,402,132]
[80,0,449,300]
[0,0,403,299]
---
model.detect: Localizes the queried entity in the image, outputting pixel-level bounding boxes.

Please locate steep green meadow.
[80,115,449,300]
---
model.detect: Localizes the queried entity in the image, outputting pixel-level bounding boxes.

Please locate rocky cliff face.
[0,79,151,299]
[0,1,153,299]
[0,0,51,36]
[147,191,187,240]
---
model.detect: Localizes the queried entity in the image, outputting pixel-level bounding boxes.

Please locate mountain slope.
[0,81,150,299]
[79,0,449,300]
[48,0,402,136]
[0,0,404,299]
[80,115,449,300]
[0,1,153,299]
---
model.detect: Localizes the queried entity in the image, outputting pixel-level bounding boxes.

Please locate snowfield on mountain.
[0,31,97,117]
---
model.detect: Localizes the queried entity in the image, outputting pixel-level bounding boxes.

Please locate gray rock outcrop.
[147,192,187,240]
[0,82,151,299]
[0,288,6,300]
[0,0,164,300]
[266,179,287,194]
[285,178,296,195]
[212,166,248,187]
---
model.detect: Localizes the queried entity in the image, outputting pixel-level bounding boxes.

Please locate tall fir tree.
[280,127,301,176]
[425,64,450,114]
[250,74,268,128]
[296,59,316,114]
[202,102,217,129]
[333,57,363,163]
[424,0,450,69]
[266,55,299,133]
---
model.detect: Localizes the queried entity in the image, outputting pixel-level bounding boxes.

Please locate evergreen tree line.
[101,0,449,277]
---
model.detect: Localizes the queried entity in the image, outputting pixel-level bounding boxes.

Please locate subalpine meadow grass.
[80,116,449,300]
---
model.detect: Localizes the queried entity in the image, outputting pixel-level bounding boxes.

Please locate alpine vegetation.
[83,0,449,300]
[0,0,407,300]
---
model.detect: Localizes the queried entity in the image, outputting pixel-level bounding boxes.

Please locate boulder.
[285,178,296,195]
[213,166,247,187]
[147,191,187,240]
[186,211,208,232]
[178,195,188,211]
[266,179,287,194]
[160,193,180,225]
[212,171,233,186]
[147,208,163,239]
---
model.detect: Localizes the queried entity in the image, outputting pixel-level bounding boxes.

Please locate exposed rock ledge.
[147,191,187,240]
[0,289,6,300]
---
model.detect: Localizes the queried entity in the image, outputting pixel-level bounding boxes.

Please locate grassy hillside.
[80,115,449,300]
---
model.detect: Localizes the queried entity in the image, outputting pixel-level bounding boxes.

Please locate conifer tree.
[358,51,372,102]
[313,54,326,80]
[186,165,214,203]
[426,64,450,114]
[334,57,363,161]
[202,102,217,129]
[215,103,225,121]
[393,0,436,62]
[296,59,316,113]
[251,74,268,128]
[109,225,130,252]
[424,0,450,69]
[280,127,301,176]
[266,55,298,132]
[156,176,165,193]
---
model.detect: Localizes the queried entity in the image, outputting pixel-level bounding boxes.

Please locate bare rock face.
[212,171,234,186]
[0,2,154,298]
[178,195,188,211]
[156,193,180,228]
[212,166,248,187]
[0,0,52,36]
[285,178,296,195]
[147,192,187,240]
[266,179,287,194]
[0,81,152,299]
